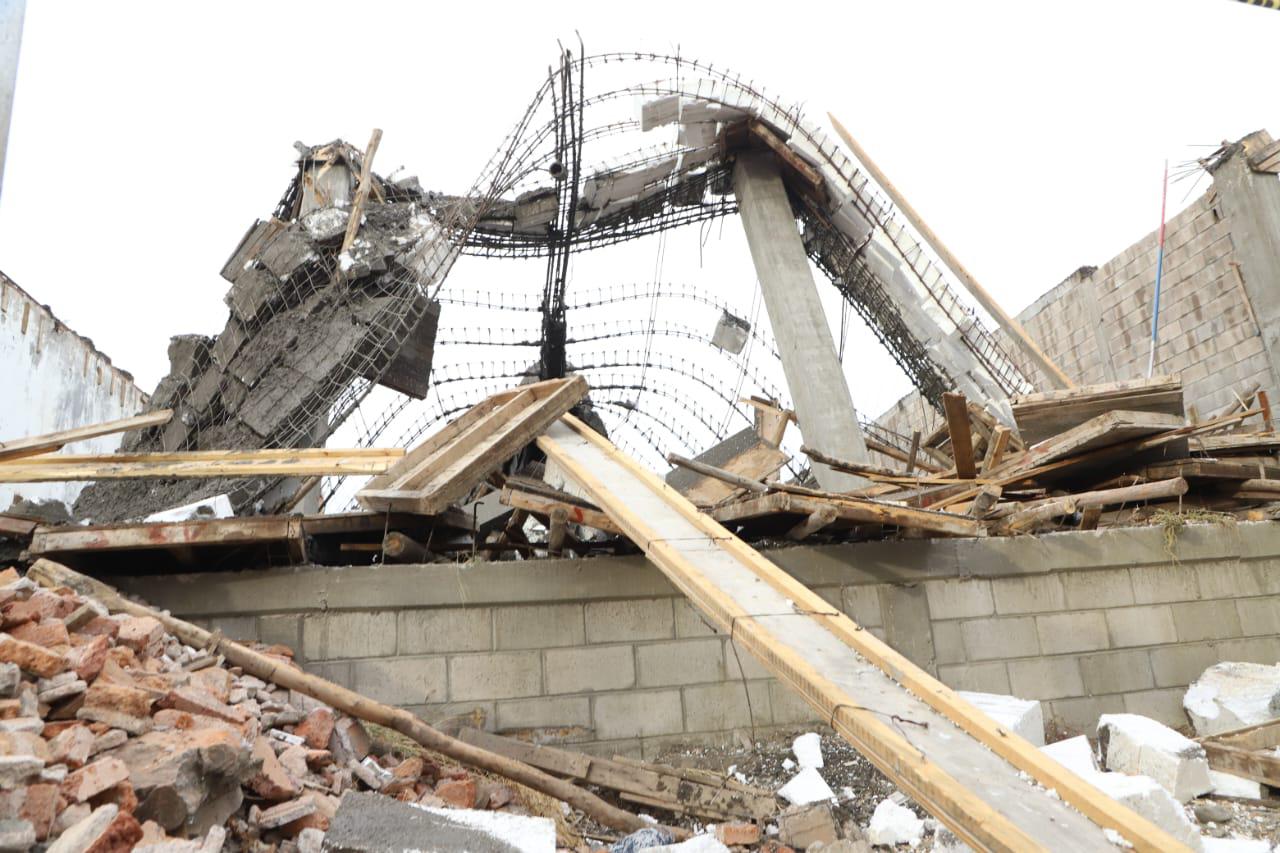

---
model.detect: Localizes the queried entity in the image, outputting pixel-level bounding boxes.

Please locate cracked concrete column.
[734,151,869,490]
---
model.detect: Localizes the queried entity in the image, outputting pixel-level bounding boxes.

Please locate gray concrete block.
[1035,611,1110,655]
[1060,569,1134,609]
[637,638,725,687]
[1216,636,1280,664]
[544,645,635,694]
[578,738,644,760]
[932,621,965,665]
[448,651,541,701]
[353,656,447,706]
[990,574,1066,615]
[923,578,993,620]
[1079,649,1154,695]
[208,615,257,644]
[960,616,1039,661]
[1007,658,1084,700]
[682,681,772,732]
[723,639,772,681]
[407,701,496,731]
[673,599,720,637]
[302,611,397,661]
[592,689,684,740]
[769,680,821,726]
[1122,688,1190,729]
[1236,597,1280,637]
[1048,694,1126,734]
[1194,559,1279,599]
[1105,605,1178,648]
[1129,565,1201,605]
[310,660,352,688]
[1171,600,1242,642]
[496,696,591,732]
[879,584,936,674]
[1150,643,1220,688]
[494,603,584,650]
[585,598,675,644]
[257,614,301,653]
[398,608,493,655]
[938,662,1011,694]
[841,585,884,627]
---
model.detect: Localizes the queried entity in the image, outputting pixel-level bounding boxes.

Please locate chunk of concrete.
[777,802,838,848]
[1087,773,1202,851]
[1208,769,1262,800]
[1199,839,1271,853]
[866,798,923,848]
[777,766,835,805]
[958,690,1045,745]
[792,732,824,769]
[0,819,35,853]
[1097,713,1212,802]
[324,790,555,852]
[1184,662,1280,737]
[1039,735,1097,777]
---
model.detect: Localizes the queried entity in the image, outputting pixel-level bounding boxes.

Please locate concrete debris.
[1085,772,1202,851]
[1200,839,1272,853]
[792,732,824,769]
[1039,735,1097,777]
[777,802,839,848]
[1207,769,1262,800]
[957,690,1045,746]
[324,790,555,852]
[1184,662,1280,737]
[865,798,923,848]
[1097,713,1212,802]
[777,766,836,805]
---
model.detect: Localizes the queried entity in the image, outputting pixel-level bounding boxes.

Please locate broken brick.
[10,619,70,649]
[116,616,164,654]
[249,737,300,801]
[78,617,121,640]
[48,724,95,768]
[2,591,77,628]
[434,776,477,809]
[0,634,67,678]
[294,707,334,750]
[85,809,143,853]
[70,635,111,682]
[0,782,59,840]
[253,796,316,829]
[159,686,249,725]
[77,682,155,735]
[717,821,762,846]
[63,757,130,803]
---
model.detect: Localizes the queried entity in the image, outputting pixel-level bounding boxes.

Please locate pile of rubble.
[0,565,552,852]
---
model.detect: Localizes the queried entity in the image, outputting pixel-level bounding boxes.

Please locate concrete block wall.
[114,521,1280,756]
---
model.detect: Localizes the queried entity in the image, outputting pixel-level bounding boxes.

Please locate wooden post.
[341,128,383,258]
[905,430,921,475]
[547,507,569,557]
[942,393,977,479]
[382,531,431,563]
[1258,391,1273,432]
[981,426,1011,474]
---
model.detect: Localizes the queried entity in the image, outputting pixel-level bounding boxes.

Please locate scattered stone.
[62,757,130,803]
[0,664,18,698]
[116,617,164,655]
[11,618,71,649]
[0,755,43,787]
[1184,662,1280,737]
[866,799,923,848]
[49,726,95,769]
[1097,713,1212,802]
[1193,802,1233,824]
[45,803,119,853]
[77,682,155,734]
[90,729,127,756]
[249,737,300,801]
[296,826,325,853]
[435,776,477,809]
[778,802,838,848]
[0,633,68,678]
[1208,770,1262,800]
[330,717,371,762]
[253,797,316,829]
[0,782,59,840]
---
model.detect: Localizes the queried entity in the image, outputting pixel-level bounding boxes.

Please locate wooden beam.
[500,486,621,534]
[340,128,383,259]
[0,409,173,463]
[0,453,397,482]
[942,393,976,479]
[981,426,1011,474]
[1011,376,1183,445]
[666,453,768,494]
[801,445,914,479]
[1024,411,1186,465]
[538,415,1184,851]
[1259,390,1274,432]
[905,430,921,474]
[785,505,840,540]
[10,447,404,465]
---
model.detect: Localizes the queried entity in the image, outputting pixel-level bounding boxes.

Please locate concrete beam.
[0,0,24,201]
[1210,132,1280,393]
[733,151,869,490]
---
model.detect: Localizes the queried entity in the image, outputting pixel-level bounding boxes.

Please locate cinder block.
[924,578,993,620]
[1121,689,1192,730]
[1216,636,1280,664]
[637,638,725,687]
[1194,560,1276,599]
[960,616,1039,661]
[724,639,772,681]
[1236,597,1280,637]
[353,657,447,706]
[543,645,635,694]
[1048,695,1126,734]
[592,689,684,740]
[496,696,591,732]
[1171,600,1242,642]
[257,614,301,652]
[302,611,396,661]
[494,604,584,650]
[1035,611,1109,654]
[1150,643,1220,688]
[842,585,884,627]
[585,598,674,643]
[397,608,492,655]
[410,701,496,730]
[1105,605,1178,648]
[209,615,257,644]
[673,599,720,637]
[938,662,1010,694]
[990,574,1066,615]
[448,651,541,701]
[1080,650,1155,695]
[769,681,820,726]
[932,621,965,665]
[1129,565,1200,604]
[1060,569,1134,609]
[682,682,771,732]
[1007,658,1083,700]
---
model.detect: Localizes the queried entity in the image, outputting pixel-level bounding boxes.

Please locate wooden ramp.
[538,415,1186,852]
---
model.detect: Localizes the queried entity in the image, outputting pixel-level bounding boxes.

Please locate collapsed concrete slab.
[1097,713,1212,803]
[323,790,554,853]
[1184,662,1280,737]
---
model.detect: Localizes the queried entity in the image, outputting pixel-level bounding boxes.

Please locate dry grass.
[1148,507,1237,561]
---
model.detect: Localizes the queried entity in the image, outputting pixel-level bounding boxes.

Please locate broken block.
[326,790,556,853]
[1087,772,1202,850]
[777,766,834,805]
[1184,662,1280,737]
[77,682,155,735]
[1039,735,1097,777]
[1097,713,1212,802]
[958,689,1045,745]
[61,757,130,803]
[0,634,67,678]
[866,798,924,848]
[777,802,838,848]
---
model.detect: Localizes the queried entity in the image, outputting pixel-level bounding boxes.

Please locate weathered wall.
[114,521,1280,757]
[0,272,147,509]
[875,136,1280,446]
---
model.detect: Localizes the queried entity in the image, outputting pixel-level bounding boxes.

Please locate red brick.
[716,822,762,846]
[62,757,130,803]
[70,635,111,682]
[48,724,94,768]
[435,777,477,809]
[0,633,67,677]
[2,591,76,628]
[115,617,163,654]
[0,783,59,840]
[159,686,249,725]
[294,708,335,750]
[250,737,300,801]
[78,618,120,640]
[10,619,70,648]
[84,810,143,853]
[79,681,155,718]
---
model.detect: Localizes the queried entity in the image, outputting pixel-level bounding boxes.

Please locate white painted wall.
[0,272,147,510]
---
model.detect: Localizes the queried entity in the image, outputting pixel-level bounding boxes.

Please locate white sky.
[2,0,1277,425]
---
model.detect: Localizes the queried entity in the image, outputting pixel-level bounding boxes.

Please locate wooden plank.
[1191,433,1280,455]
[0,454,396,482]
[538,415,1182,851]
[10,447,404,465]
[986,479,1189,519]
[358,377,588,514]
[1259,391,1274,432]
[0,410,173,463]
[683,441,788,507]
[500,487,621,534]
[905,430,922,474]
[1201,740,1280,787]
[1203,718,1280,752]
[29,516,299,555]
[1145,459,1280,481]
[1011,376,1183,445]
[0,514,39,539]
[1026,411,1185,465]
[942,393,976,479]
[340,129,382,258]
[981,426,1011,474]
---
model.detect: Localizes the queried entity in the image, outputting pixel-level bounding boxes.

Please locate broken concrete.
[1097,713,1212,802]
[1184,662,1280,737]
[324,790,554,853]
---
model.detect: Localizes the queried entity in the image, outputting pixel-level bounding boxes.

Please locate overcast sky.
[2,0,1277,422]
